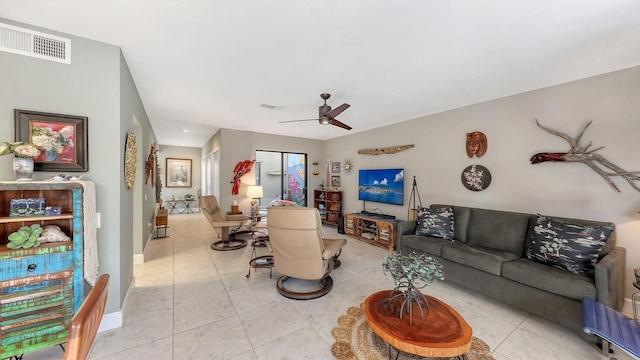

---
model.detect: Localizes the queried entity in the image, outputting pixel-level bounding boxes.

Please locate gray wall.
[0,18,158,315]
[120,53,159,272]
[325,65,640,301]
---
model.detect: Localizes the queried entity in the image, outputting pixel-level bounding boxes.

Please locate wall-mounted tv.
[358,168,404,205]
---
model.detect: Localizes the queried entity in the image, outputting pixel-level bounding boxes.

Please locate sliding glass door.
[255,150,307,207]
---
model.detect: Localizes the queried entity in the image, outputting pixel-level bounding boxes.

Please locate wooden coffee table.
[365,290,473,359]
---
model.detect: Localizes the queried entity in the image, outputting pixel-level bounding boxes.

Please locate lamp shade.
[246,185,264,198]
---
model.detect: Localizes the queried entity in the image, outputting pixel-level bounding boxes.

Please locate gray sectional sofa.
[397,204,626,335]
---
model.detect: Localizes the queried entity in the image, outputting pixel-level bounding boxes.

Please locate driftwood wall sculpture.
[530,119,640,192]
[357,145,414,155]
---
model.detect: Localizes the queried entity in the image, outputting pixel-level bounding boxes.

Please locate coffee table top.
[364,290,473,358]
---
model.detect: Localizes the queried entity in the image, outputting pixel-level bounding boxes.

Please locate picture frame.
[15,109,89,171]
[331,161,341,173]
[166,158,192,188]
[331,175,341,188]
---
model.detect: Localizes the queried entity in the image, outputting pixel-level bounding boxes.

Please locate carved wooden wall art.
[530,119,640,192]
[357,144,414,155]
[145,143,158,185]
[466,131,487,158]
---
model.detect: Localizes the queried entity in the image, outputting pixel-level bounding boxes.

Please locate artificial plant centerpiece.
[382,251,444,325]
[0,141,41,181]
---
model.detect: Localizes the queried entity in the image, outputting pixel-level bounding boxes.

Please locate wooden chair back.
[63,274,110,360]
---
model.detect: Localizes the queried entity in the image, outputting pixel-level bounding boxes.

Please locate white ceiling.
[2,1,640,147]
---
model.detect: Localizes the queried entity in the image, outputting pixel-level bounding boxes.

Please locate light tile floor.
[23,213,632,360]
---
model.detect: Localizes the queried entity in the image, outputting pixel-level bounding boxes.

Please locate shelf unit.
[313,189,342,225]
[0,182,86,359]
[344,213,398,252]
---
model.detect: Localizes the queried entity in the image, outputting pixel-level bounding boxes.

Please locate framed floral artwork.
[15,109,88,171]
[166,158,192,188]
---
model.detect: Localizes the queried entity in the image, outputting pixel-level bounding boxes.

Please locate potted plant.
[382,251,444,325]
[0,141,41,180]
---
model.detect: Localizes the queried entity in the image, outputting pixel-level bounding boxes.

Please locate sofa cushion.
[400,235,453,257]
[466,208,530,256]
[502,258,596,301]
[441,243,519,276]
[415,207,454,240]
[526,215,614,277]
[432,205,472,243]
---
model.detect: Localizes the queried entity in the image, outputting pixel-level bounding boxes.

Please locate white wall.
[157,145,202,207]
[326,65,640,303]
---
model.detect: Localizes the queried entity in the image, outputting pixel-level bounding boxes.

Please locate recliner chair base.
[276,275,333,300]
[211,238,247,251]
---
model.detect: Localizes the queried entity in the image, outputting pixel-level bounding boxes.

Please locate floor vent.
[0,22,71,64]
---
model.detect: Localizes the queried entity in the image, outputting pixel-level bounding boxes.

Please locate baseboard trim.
[133,253,144,264]
[133,232,154,264]
[98,277,135,332]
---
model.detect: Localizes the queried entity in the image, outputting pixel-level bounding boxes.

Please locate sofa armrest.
[594,246,626,311]
[398,220,417,236]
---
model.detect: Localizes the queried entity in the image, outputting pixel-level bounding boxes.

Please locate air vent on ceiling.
[0,22,71,64]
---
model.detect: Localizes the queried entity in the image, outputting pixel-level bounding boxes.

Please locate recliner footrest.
[582,297,640,359]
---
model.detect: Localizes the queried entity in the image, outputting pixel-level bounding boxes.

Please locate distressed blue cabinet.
[0,182,86,359]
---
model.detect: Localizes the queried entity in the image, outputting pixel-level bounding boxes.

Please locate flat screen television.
[358,168,404,205]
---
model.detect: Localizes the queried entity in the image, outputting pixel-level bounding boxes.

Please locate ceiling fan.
[279,93,352,130]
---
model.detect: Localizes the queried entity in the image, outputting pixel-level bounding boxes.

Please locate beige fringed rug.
[331,303,495,360]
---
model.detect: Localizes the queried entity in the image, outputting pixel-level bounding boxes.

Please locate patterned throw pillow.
[415,207,455,240]
[527,215,614,277]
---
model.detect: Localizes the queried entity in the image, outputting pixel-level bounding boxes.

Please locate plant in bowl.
[7,224,43,249]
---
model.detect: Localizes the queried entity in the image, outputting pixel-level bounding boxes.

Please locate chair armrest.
[398,220,417,236]
[322,237,346,259]
[226,214,250,221]
[209,220,243,228]
[594,246,626,311]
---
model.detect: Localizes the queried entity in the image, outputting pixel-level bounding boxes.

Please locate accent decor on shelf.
[0,141,41,180]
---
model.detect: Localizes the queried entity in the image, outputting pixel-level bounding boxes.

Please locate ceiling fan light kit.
[279,93,352,130]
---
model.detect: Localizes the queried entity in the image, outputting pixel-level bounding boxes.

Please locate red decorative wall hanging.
[231,160,255,195]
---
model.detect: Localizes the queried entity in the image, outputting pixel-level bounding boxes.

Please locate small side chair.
[63,273,110,360]
[201,195,252,250]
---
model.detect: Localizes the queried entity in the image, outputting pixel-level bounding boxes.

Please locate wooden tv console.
[344,213,398,252]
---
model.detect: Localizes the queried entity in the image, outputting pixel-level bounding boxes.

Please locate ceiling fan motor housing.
[319,104,332,124]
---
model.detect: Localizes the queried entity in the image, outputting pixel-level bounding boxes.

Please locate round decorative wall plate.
[461,164,491,191]
[124,132,137,190]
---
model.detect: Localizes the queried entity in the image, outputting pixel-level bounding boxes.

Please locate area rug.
[331,303,495,360]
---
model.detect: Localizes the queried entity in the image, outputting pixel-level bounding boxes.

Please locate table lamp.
[246,185,264,218]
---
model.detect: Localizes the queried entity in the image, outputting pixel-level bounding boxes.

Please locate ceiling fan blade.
[330,118,352,130]
[326,103,350,118]
[278,119,318,123]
